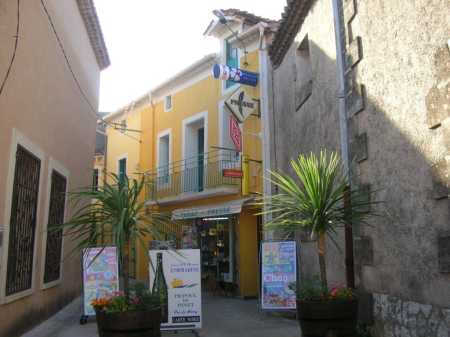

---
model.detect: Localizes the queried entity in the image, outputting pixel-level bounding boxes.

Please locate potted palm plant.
[54,174,168,337]
[260,151,377,337]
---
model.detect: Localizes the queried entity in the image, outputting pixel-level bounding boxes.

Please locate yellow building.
[105,9,277,298]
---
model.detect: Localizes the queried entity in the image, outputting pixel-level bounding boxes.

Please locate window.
[164,95,172,112]
[6,145,41,296]
[93,168,99,191]
[295,35,313,110]
[225,40,238,89]
[182,113,206,193]
[119,120,127,133]
[43,170,67,284]
[158,134,170,184]
[118,158,127,183]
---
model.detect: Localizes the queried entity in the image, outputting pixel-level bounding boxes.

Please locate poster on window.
[149,249,202,330]
[261,241,297,310]
[82,247,119,316]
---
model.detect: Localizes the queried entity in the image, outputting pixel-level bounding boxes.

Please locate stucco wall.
[0,1,100,336]
[270,0,450,335]
[105,108,142,181]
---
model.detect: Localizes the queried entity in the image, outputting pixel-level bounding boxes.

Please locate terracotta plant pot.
[95,308,161,337]
[297,299,358,337]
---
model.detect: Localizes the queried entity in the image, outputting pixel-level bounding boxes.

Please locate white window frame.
[0,129,45,304]
[181,111,208,163]
[117,154,128,179]
[40,158,70,290]
[119,119,127,133]
[93,167,100,191]
[221,30,242,97]
[156,129,172,185]
[164,95,173,112]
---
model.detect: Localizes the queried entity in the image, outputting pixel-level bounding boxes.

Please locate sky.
[94,0,286,113]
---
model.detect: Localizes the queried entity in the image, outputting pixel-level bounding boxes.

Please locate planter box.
[297,299,358,337]
[96,308,161,337]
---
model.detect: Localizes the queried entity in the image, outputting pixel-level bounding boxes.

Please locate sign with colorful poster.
[261,241,297,310]
[82,247,119,316]
[149,249,202,330]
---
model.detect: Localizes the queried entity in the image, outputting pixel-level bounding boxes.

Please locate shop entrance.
[181,216,236,295]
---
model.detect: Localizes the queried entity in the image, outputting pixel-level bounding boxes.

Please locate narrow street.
[23,296,300,337]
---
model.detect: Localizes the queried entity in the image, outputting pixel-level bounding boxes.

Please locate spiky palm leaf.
[51,173,169,296]
[259,151,375,237]
[257,150,378,288]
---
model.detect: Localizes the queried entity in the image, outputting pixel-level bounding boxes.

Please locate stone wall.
[269,0,450,336]
[270,0,347,287]
[373,294,450,337]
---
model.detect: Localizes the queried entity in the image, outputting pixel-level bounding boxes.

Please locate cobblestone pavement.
[22,295,300,337]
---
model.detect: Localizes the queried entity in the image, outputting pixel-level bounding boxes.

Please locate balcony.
[145,150,242,205]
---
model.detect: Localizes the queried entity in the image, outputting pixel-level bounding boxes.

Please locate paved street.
[22,296,300,337]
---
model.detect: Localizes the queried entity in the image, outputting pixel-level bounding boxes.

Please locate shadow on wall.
[270,39,449,311]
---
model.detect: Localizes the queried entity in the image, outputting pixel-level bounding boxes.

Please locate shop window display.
[181,217,235,294]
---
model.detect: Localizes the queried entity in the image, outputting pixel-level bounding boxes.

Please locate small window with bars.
[119,120,127,133]
[43,170,67,285]
[164,95,172,112]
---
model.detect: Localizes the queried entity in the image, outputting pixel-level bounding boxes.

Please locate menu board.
[82,247,119,316]
[149,249,202,330]
[261,241,297,310]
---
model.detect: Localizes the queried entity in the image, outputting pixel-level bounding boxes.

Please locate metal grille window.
[6,145,41,296]
[43,170,67,284]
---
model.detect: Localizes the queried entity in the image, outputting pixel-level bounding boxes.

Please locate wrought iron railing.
[145,149,241,202]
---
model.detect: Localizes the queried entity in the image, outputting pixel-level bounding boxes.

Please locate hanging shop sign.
[223,168,244,178]
[212,64,258,87]
[225,88,257,123]
[261,241,297,310]
[229,115,242,152]
[149,249,202,331]
[82,247,119,316]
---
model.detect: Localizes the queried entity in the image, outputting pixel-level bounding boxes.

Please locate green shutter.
[226,41,238,89]
[119,158,126,183]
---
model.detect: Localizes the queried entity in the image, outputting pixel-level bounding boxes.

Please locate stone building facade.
[265,0,450,336]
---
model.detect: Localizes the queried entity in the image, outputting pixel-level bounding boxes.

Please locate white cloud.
[94,0,285,112]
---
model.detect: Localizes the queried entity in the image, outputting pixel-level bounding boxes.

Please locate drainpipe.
[258,24,274,239]
[332,0,355,288]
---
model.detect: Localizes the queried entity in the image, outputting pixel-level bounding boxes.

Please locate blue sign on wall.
[212,64,259,87]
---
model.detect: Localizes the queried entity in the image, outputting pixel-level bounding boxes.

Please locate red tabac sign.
[229,115,242,152]
[223,169,243,178]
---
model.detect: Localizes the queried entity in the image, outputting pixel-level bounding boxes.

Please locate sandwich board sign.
[261,241,297,310]
[149,249,202,331]
[82,247,119,318]
[225,88,257,123]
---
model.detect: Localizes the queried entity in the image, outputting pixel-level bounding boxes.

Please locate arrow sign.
[225,88,256,123]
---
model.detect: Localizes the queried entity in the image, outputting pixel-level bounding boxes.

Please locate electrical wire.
[39,0,141,144]
[0,0,20,99]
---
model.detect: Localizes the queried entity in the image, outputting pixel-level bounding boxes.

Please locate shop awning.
[171,198,254,220]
